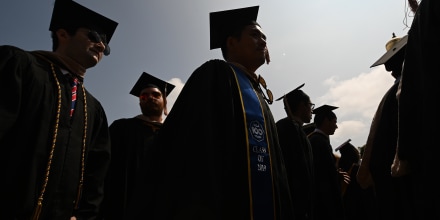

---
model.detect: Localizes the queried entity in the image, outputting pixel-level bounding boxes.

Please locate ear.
[226,36,238,50]
[55,29,71,42]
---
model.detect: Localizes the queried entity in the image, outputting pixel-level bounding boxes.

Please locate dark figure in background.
[303,123,317,136]
[0,1,118,219]
[100,72,174,220]
[276,83,316,220]
[337,140,377,220]
[393,0,440,219]
[308,105,346,220]
[357,33,411,220]
[127,5,295,220]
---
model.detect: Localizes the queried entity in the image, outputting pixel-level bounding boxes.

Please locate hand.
[339,168,351,196]
[391,153,411,177]
[338,168,351,185]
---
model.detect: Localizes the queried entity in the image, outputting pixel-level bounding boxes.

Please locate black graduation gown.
[369,78,399,178]
[0,45,111,220]
[276,117,316,220]
[308,131,345,220]
[129,59,294,220]
[341,165,377,220]
[101,117,161,220]
[367,77,410,220]
[397,1,440,219]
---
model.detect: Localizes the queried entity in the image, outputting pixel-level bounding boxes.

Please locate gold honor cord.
[75,83,87,211]
[32,63,88,220]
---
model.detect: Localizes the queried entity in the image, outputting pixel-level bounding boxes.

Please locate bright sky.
[0,0,414,151]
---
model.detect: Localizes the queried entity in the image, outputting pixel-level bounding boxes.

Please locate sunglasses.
[87,30,110,56]
[257,75,273,104]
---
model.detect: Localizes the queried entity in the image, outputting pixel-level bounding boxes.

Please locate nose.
[95,41,106,53]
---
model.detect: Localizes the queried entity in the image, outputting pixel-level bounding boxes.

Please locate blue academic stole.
[230,64,275,220]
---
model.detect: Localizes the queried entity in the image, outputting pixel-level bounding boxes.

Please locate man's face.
[139,87,165,117]
[384,51,404,78]
[327,117,338,135]
[229,24,267,72]
[301,100,314,123]
[62,28,107,68]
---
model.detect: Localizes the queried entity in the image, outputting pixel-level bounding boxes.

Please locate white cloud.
[317,66,396,148]
[163,78,185,119]
[167,77,185,108]
[164,67,397,149]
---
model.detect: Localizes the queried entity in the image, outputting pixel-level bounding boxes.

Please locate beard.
[141,102,163,117]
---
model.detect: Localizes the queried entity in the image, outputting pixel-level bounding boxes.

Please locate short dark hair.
[51,27,79,52]
[220,21,260,60]
[285,90,310,114]
[314,111,336,127]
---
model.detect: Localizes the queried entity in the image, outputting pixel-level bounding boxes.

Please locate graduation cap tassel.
[408,0,419,13]
[265,47,270,64]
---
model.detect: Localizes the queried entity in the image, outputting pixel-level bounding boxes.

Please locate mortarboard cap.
[312,104,338,115]
[209,6,259,50]
[49,0,118,56]
[275,83,305,101]
[335,139,353,151]
[130,72,175,98]
[335,139,360,170]
[370,34,408,68]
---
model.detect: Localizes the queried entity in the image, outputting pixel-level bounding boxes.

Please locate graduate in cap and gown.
[337,140,377,220]
[276,83,316,220]
[393,0,440,219]
[100,72,175,220]
[129,5,295,220]
[0,0,118,219]
[357,33,410,220]
[308,105,346,220]
[336,139,359,197]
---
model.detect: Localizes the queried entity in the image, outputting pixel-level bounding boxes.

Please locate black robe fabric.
[276,117,316,220]
[308,131,345,220]
[397,1,440,219]
[337,143,377,220]
[0,45,111,220]
[100,117,161,220]
[366,77,412,219]
[369,78,399,179]
[340,165,377,220]
[127,59,294,220]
